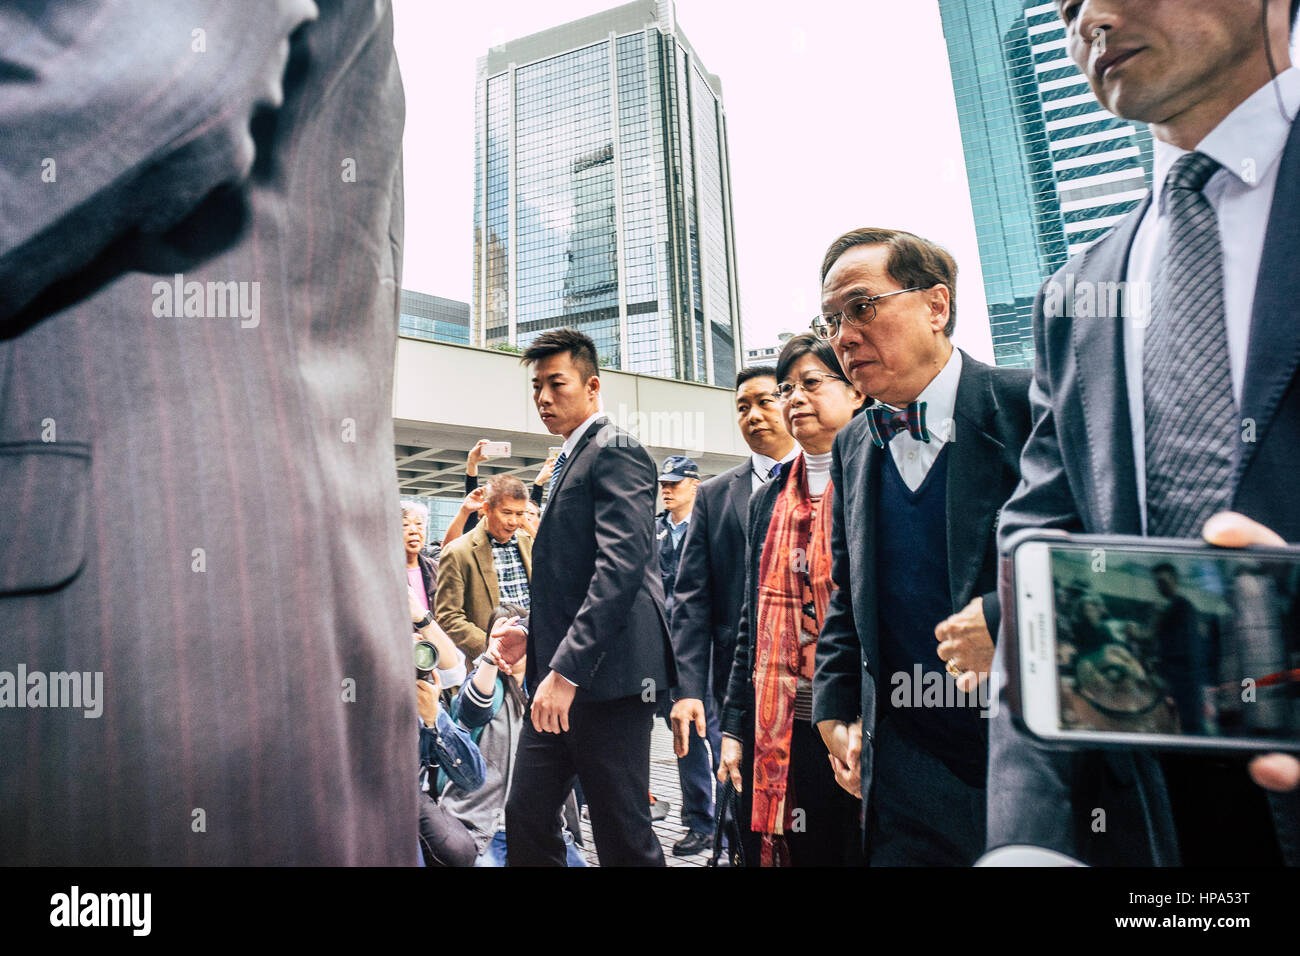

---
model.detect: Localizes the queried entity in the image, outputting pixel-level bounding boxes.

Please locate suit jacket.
[0,1,411,864]
[527,417,676,702]
[434,523,534,659]
[671,461,751,703]
[989,112,1300,868]
[809,352,1032,843]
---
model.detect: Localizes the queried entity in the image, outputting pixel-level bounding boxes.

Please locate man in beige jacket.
[436,476,534,659]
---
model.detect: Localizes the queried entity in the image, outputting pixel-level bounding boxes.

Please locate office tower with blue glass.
[472,0,742,385]
[400,290,472,345]
[939,0,1154,367]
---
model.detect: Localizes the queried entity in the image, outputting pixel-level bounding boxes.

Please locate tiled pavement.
[576,718,714,867]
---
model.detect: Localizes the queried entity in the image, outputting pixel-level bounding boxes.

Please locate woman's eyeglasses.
[776,370,849,401]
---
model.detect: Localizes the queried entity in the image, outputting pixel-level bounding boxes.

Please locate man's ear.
[928,284,951,331]
[587,375,602,398]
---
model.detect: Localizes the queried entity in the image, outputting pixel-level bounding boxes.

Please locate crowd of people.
[407,0,1300,867]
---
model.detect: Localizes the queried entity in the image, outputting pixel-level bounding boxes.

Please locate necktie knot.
[1166,151,1220,193]
[866,401,929,448]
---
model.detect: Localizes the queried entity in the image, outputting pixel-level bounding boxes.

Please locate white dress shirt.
[881,347,963,492]
[1125,68,1300,531]
[560,410,606,460]
[750,445,800,493]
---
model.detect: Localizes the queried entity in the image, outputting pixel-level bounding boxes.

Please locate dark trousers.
[867,718,986,866]
[418,790,477,868]
[1160,753,1283,866]
[506,693,665,867]
[736,719,863,866]
[657,688,722,834]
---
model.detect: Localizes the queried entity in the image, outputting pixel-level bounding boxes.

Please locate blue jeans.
[475,829,587,867]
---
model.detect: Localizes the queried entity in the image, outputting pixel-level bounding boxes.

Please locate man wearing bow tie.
[810,228,1033,865]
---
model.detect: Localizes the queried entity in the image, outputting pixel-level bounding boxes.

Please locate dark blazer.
[670,461,752,703]
[989,113,1300,867]
[809,352,1032,834]
[0,1,411,864]
[721,461,796,738]
[528,416,676,702]
[434,524,534,658]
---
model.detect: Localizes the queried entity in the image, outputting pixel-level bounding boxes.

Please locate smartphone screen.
[1015,538,1300,749]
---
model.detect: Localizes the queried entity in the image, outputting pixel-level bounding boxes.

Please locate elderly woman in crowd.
[718,333,866,866]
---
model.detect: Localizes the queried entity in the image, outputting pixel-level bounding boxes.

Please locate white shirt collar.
[1152,67,1300,212]
[751,444,798,478]
[880,347,963,443]
[666,512,691,530]
[560,411,605,458]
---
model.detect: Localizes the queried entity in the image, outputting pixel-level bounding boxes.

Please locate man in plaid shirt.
[435,476,534,660]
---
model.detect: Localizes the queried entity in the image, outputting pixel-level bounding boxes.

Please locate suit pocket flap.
[0,442,91,595]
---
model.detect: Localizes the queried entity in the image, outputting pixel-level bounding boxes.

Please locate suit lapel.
[842,417,880,654]
[1069,205,1145,534]
[470,526,499,606]
[946,357,1005,609]
[726,464,750,537]
[1238,114,1300,482]
[547,415,606,501]
[518,532,533,579]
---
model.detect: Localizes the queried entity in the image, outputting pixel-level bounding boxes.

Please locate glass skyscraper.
[471,0,742,384]
[399,290,471,345]
[939,0,1153,367]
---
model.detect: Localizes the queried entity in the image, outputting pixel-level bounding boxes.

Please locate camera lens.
[414,640,439,673]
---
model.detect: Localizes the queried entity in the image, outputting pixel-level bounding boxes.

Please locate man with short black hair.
[990,0,1300,865]
[669,366,798,858]
[495,328,674,866]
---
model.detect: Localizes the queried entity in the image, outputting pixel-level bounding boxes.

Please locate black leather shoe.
[672,830,712,856]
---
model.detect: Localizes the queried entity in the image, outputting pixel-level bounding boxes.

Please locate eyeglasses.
[811,287,927,340]
[776,370,849,402]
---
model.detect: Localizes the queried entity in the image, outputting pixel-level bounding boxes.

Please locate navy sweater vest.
[874,444,986,787]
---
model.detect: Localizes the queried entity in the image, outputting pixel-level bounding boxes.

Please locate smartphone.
[480,441,511,459]
[1010,530,1300,753]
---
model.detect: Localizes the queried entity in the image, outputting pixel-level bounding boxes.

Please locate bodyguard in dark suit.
[498,329,674,866]
[989,0,1300,866]
[810,229,1032,865]
[671,368,797,718]
[0,0,411,864]
[670,367,796,856]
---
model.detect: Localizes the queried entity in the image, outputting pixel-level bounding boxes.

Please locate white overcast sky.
[392,0,1011,362]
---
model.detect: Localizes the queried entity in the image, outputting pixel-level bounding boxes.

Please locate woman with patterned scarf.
[718,333,866,866]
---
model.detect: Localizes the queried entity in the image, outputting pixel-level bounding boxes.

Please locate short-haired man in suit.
[811,228,1033,865]
[989,0,1300,866]
[434,476,533,660]
[669,367,797,856]
[496,328,674,866]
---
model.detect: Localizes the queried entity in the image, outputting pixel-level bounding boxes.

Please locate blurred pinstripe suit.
[0,0,413,863]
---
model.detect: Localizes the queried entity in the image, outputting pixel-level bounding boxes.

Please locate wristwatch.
[415,611,434,630]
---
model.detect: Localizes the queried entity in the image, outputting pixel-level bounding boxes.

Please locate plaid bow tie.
[866,401,929,448]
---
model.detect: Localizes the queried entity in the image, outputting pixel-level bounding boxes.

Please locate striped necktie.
[547,450,568,499]
[1142,152,1236,538]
